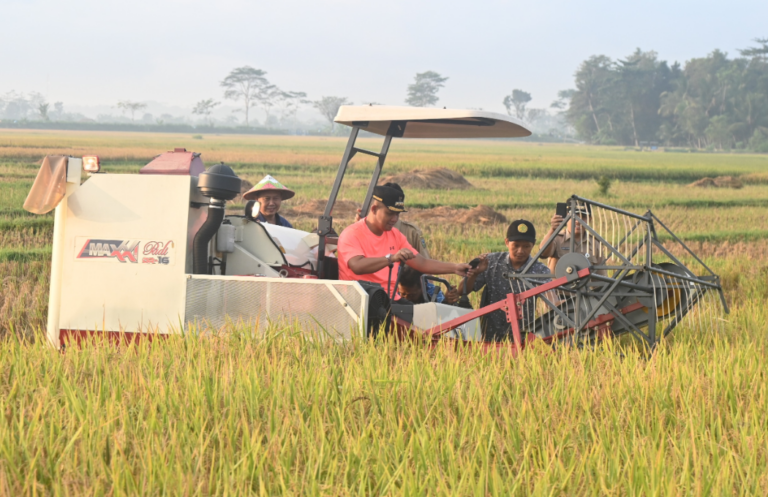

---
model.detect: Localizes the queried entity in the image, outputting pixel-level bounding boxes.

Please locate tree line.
[563,38,768,151]
[4,38,767,149]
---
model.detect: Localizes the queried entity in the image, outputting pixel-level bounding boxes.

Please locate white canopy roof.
[333,105,531,139]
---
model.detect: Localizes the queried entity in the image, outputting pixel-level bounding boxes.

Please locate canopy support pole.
[316,127,394,279]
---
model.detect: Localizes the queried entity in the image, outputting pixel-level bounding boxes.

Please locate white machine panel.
[411,303,483,341]
[58,174,201,333]
[184,275,368,341]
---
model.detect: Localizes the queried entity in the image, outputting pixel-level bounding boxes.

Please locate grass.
[0,129,767,494]
[1,297,767,494]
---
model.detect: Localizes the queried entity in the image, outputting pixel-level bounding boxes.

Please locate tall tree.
[405,71,448,107]
[566,55,616,143]
[616,50,674,146]
[277,91,309,123]
[564,47,768,149]
[565,51,674,145]
[503,89,532,120]
[255,84,281,124]
[313,96,351,131]
[116,100,147,121]
[526,108,546,125]
[220,66,270,126]
[38,102,49,121]
[550,89,575,110]
[192,99,221,125]
[739,37,768,59]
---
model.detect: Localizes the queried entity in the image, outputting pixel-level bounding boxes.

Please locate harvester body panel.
[57,174,202,337]
[44,168,372,348]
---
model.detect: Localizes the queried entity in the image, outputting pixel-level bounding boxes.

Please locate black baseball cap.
[372,185,406,212]
[506,219,536,242]
[382,182,403,194]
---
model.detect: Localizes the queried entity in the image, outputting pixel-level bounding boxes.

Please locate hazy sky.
[2,0,766,118]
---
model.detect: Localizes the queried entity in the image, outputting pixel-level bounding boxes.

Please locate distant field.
[1,130,767,494]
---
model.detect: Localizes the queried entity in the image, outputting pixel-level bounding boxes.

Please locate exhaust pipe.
[193,199,225,274]
[193,163,241,275]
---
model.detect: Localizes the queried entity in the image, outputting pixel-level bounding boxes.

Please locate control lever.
[456,258,481,309]
[421,275,453,303]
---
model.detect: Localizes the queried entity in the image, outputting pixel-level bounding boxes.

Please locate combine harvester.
[24,106,727,353]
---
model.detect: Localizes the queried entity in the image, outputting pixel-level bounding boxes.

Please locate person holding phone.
[539,202,605,274]
[458,220,551,342]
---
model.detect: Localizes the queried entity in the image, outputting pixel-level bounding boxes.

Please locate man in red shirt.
[337,185,473,296]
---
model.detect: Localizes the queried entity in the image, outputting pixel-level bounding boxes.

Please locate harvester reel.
[507,196,727,349]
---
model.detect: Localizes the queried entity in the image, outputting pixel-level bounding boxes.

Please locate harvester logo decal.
[74,238,175,265]
[142,241,174,265]
[77,239,140,263]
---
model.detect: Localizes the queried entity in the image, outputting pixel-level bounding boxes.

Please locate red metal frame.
[414,267,654,354]
[422,268,592,350]
[413,267,647,353]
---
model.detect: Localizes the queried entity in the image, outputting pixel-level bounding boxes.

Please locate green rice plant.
[0,287,766,496]
[0,260,50,340]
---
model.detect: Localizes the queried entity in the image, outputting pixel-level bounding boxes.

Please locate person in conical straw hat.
[243,174,295,228]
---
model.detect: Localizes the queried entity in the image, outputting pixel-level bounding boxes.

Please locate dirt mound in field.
[231,179,254,205]
[689,176,743,189]
[459,205,508,225]
[285,199,360,218]
[713,176,744,188]
[690,177,717,188]
[407,205,506,226]
[380,168,473,190]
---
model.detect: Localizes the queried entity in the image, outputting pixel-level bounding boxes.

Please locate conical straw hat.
[242,174,296,200]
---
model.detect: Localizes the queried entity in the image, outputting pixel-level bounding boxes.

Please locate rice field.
[1,130,767,494]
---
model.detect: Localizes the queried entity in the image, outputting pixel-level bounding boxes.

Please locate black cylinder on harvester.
[194,163,241,274]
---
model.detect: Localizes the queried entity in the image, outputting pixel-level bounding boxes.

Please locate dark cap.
[372,185,406,212]
[381,182,403,194]
[506,219,536,242]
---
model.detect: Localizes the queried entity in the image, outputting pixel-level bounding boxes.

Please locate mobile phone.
[468,258,481,269]
[556,202,568,218]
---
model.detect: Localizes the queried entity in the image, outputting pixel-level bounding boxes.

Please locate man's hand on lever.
[391,248,416,264]
[444,286,460,305]
[454,263,474,276]
[348,248,476,280]
[475,254,489,273]
[457,253,488,294]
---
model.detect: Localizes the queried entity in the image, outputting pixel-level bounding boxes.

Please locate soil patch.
[380,168,473,190]
[284,199,360,219]
[406,204,507,226]
[689,176,743,189]
[231,179,254,205]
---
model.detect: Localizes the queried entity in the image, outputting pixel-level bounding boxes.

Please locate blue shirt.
[425,280,446,303]
[256,212,293,228]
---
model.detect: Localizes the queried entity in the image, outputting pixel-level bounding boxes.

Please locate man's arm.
[406,254,472,277]
[547,256,558,273]
[455,254,489,294]
[346,248,415,275]
[539,214,562,258]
